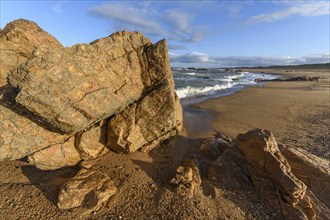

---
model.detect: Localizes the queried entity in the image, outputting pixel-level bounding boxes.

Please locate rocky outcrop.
[170,154,201,197]
[57,169,117,210]
[0,89,69,161]
[254,76,320,82]
[279,145,330,208]
[8,31,149,134]
[108,82,181,153]
[0,19,62,86]
[27,137,81,170]
[75,125,109,160]
[0,19,182,167]
[236,129,316,220]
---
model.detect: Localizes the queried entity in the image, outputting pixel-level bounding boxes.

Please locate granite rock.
[58,168,117,210]
[0,19,62,86]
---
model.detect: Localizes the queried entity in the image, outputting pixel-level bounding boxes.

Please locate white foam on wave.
[176,83,234,99]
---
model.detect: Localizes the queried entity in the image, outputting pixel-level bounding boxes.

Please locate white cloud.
[51,1,68,13]
[170,52,330,67]
[52,2,62,13]
[89,3,207,42]
[170,51,214,63]
[89,3,165,36]
[246,1,330,24]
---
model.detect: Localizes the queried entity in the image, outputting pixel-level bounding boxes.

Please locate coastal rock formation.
[0,19,63,86]
[108,83,181,153]
[254,76,320,82]
[0,90,69,161]
[8,31,150,134]
[75,125,109,160]
[279,145,330,207]
[27,137,81,170]
[57,169,117,210]
[236,129,316,220]
[0,19,182,168]
[170,154,201,197]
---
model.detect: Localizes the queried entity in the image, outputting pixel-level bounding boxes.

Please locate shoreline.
[183,67,330,158]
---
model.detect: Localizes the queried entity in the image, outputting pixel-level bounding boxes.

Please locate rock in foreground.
[58,169,116,210]
[236,129,316,220]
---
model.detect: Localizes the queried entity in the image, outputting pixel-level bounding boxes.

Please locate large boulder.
[1,19,182,167]
[27,136,81,170]
[8,31,152,134]
[107,82,181,153]
[236,129,316,220]
[0,19,63,86]
[279,145,330,207]
[0,88,69,161]
[0,20,67,161]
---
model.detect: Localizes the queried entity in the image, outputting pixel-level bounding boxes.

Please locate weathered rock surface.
[199,135,232,162]
[0,88,69,161]
[28,136,81,170]
[0,19,63,86]
[108,81,181,153]
[279,144,330,208]
[170,154,201,197]
[58,168,116,210]
[236,129,316,220]
[1,18,182,164]
[75,125,109,160]
[0,20,67,161]
[8,31,152,134]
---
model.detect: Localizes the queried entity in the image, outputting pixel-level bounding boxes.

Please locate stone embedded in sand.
[107,81,182,153]
[199,137,232,162]
[0,19,63,86]
[75,125,109,160]
[279,144,330,208]
[236,129,316,220]
[170,154,201,197]
[57,168,117,210]
[27,137,81,170]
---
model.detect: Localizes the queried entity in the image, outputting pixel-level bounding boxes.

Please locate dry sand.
[0,67,329,219]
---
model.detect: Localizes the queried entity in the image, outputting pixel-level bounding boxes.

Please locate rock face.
[236,129,316,220]
[27,137,81,170]
[0,19,182,165]
[75,125,109,160]
[279,145,330,208]
[8,31,151,134]
[108,82,181,153]
[0,88,69,161]
[57,169,117,210]
[0,20,66,161]
[0,19,62,86]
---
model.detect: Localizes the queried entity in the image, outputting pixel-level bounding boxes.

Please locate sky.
[1,0,329,67]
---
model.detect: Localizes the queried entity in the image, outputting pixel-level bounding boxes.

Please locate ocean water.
[172,67,278,105]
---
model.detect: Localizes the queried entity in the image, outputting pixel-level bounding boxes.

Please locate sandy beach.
[192,67,330,158]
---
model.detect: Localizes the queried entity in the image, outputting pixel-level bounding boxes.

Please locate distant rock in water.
[0,19,183,167]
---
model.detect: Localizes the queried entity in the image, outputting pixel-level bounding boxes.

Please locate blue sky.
[1,0,329,67]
